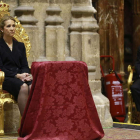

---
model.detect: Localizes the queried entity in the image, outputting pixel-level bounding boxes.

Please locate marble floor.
[102,127,140,139]
[0,127,140,140]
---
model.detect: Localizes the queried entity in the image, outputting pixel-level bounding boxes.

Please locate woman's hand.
[15,73,32,82]
[24,74,32,82]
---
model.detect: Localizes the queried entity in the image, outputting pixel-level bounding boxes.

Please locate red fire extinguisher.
[100,55,126,122]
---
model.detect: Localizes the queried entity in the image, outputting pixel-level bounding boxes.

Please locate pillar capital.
[15,6,38,25]
[45,5,64,25]
[70,6,98,32]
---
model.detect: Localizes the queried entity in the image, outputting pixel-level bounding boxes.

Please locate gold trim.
[14,17,31,59]
[0,102,4,136]
[127,65,134,123]
[0,130,4,136]
[0,71,4,95]
[114,122,140,126]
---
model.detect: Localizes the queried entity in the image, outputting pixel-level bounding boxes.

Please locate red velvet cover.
[18,61,104,140]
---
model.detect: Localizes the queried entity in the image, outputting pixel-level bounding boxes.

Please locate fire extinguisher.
[100,55,126,122]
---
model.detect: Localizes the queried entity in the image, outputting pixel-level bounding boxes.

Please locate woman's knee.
[20,83,28,91]
[18,83,29,98]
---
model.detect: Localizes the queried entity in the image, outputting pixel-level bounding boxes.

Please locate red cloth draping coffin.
[18,61,104,140]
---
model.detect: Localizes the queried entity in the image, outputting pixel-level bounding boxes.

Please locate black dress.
[0,38,32,100]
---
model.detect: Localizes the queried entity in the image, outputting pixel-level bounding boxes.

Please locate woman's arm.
[0,55,17,77]
[20,43,30,74]
[17,43,32,81]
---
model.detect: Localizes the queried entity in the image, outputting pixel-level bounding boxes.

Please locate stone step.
[0,133,18,140]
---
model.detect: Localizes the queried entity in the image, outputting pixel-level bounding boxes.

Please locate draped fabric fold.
[18,61,104,140]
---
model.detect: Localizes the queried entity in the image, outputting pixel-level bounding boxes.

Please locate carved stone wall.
[3,0,113,133]
[45,4,65,61]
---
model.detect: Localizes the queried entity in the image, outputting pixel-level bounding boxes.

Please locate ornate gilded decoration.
[0,1,9,38]
[14,17,31,59]
[0,71,4,94]
[0,1,31,135]
[0,1,9,19]
[0,130,4,135]
[127,65,134,123]
[0,97,14,136]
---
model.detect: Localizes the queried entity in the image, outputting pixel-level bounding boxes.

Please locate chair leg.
[0,102,4,135]
[127,90,132,123]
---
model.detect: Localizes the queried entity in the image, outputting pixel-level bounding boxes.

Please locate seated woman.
[0,15,32,116]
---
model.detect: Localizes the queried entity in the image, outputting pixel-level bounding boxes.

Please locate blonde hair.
[0,15,15,29]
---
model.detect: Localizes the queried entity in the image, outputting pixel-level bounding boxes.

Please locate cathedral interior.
[0,0,140,139]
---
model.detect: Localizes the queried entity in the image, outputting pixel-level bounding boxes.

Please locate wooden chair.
[127,65,134,123]
[0,1,31,135]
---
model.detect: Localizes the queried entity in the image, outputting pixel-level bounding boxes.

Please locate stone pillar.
[16,0,49,62]
[45,2,65,61]
[98,0,124,76]
[70,1,113,128]
[132,0,140,63]
[15,5,38,66]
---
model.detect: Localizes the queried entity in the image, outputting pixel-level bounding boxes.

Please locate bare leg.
[28,84,32,95]
[17,83,29,116]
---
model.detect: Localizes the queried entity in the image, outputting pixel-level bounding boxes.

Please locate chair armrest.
[0,71,5,95]
[127,65,134,123]
[127,65,134,90]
